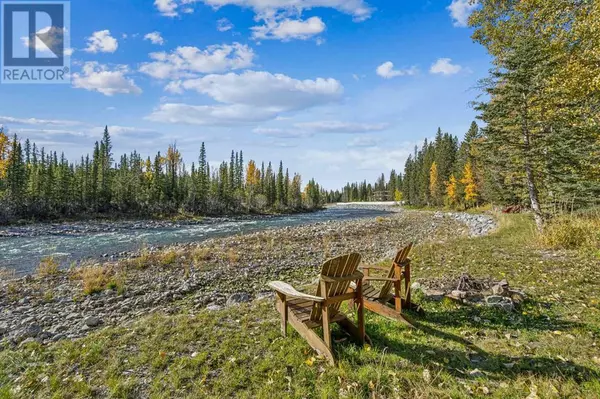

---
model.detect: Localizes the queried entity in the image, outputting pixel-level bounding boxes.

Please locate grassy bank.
[1,214,599,398]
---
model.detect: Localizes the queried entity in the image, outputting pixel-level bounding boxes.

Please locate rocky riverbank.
[0,210,497,347]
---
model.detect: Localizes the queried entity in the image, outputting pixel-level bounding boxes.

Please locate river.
[0,206,392,275]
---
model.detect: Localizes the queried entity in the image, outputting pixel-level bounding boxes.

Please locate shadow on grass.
[353,300,600,383]
[365,323,599,383]
[416,298,593,333]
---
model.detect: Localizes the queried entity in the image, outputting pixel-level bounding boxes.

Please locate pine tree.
[276,161,284,206]
[429,162,440,205]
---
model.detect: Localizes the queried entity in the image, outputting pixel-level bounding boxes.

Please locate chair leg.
[405,263,412,306]
[394,264,402,313]
[356,279,365,345]
[288,310,336,365]
[322,305,331,350]
[276,293,288,337]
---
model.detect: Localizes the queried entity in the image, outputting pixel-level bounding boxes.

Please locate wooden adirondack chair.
[267,253,367,365]
[357,243,415,326]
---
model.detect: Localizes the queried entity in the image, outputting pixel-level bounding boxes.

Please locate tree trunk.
[522,125,544,231]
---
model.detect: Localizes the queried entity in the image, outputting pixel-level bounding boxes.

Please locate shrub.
[192,247,211,264]
[227,249,240,264]
[540,215,600,250]
[106,273,126,295]
[159,250,178,266]
[0,268,16,281]
[37,257,60,277]
[76,266,113,295]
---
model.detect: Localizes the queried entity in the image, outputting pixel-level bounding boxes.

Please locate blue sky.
[0,0,488,189]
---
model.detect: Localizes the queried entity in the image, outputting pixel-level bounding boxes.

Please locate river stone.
[19,337,37,347]
[492,279,510,296]
[485,295,514,312]
[226,293,251,306]
[469,369,484,378]
[450,290,468,299]
[424,289,445,301]
[85,316,102,327]
[411,282,422,292]
[20,324,42,340]
[509,290,526,304]
[52,334,66,342]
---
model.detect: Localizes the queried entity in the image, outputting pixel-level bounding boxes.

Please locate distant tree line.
[0,127,325,224]
[331,116,598,219]
[324,171,402,203]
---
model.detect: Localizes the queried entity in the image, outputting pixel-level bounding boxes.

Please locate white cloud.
[144,31,165,45]
[252,16,326,41]
[347,136,379,147]
[303,145,414,172]
[448,0,478,27]
[376,62,418,79]
[217,18,234,32]
[157,0,374,21]
[84,30,118,53]
[253,127,310,138]
[72,62,142,96]
[139,43,255,79]
[155,0,178,16]
[90,125,162,139]
[147,103,277,126]
[0,116,83,127]
[295,120,388,133]
[168,71,342,109]
[148,71,343,125]
[430,58,462,75]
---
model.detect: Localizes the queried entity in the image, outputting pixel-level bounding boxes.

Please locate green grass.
[1,214,599,398]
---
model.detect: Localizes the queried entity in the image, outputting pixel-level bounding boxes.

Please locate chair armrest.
[364,277,399,282]
[360,266,391,272]
[394,259,411,267]
[267,281,325,303]
[321,271,364,283]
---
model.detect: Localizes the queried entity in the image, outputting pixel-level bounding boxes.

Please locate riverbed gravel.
[0,209,496,347]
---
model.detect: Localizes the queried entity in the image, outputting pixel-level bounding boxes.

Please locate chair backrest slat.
[310,253,362,322]
[379,243,413,299]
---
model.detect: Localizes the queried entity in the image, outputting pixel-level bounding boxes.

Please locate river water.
[0,207,391,275]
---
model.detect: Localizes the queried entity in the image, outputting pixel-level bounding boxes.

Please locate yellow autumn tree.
[0,129,9,179]
[394,189,403,202]
[429,161,440,205]
[144,157,153,181]
[246,160,260,187]
[445,174,458,207]
[460,161,478,206]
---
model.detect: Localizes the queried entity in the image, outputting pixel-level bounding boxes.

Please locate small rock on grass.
[84,317,102,327]
[485,295,514,312]
[226,292,251,306]
[469,369,484,378]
